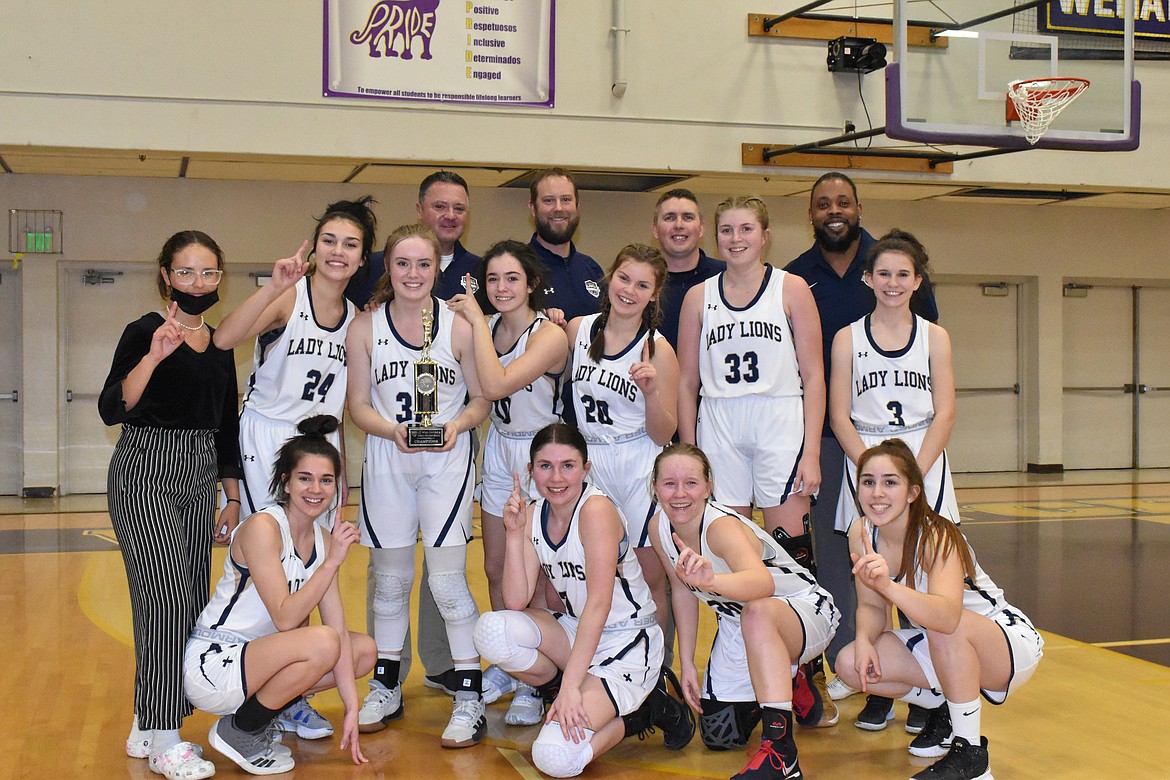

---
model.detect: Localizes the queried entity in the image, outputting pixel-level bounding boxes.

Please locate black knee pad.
[773,520,816,576]
[699,698,761,751]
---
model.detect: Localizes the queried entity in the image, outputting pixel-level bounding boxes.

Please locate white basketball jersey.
[369,299,467,426]
[864,519,1025,627]
[850,315,935,434]
[655,501,825,624]
[570,313,652,442]
[196,505,325,640]
[243,277,355,421]
[488,313,561,434]
[699,266,801,399]
[531,483,656,626]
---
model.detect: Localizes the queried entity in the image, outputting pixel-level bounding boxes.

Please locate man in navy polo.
[345,170,486,309]
[526,168,603,322]
[650,187,725,350]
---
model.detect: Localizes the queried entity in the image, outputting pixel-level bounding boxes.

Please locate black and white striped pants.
[107,425,217,731]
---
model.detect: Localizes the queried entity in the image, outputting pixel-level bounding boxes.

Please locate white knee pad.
[473,611,541,673]
[371,572,410,618]
[532,722,594,778]
[428,571,479,624]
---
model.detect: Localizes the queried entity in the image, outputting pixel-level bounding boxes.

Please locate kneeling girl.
[649,443,838,780]
[183,415,375,775]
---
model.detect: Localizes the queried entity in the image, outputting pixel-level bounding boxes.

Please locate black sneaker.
[906,703,930,734]
[656,667,696,750]
[732,738,803,780]
[423,669,461,696]
[910,735,991,780]
[908,705,952,758]
[792,661,838,728]
[854,695,894,731]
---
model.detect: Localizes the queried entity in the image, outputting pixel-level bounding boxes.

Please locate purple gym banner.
[1040,0,1170,40]
[323,0,555,106]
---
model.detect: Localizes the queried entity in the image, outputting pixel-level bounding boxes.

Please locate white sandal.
[126,715,152,759]
[149,741,216,780]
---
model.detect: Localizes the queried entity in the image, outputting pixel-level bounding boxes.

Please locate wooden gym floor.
[4,473,1170,779]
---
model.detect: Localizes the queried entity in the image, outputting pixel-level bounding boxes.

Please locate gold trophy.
[406,308,445,448]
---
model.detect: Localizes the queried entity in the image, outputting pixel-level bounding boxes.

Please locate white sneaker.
[358,680,404,733]
[440,692,486,748]
[827,675,859,701]
[481,664,517,705]
[274,697,333,739]
[127,715,152,759]
[504,683,544,726]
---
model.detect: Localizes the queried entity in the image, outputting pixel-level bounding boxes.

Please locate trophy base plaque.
[406,424,445,449]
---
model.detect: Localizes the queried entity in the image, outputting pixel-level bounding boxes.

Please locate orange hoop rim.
[1005,77,1091,124]
[1009,77,1091,100]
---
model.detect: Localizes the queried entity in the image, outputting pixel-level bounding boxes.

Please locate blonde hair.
[370,223,441,307]
[714,196,769,231]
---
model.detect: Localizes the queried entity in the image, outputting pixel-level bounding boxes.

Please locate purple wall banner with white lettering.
[1040,0,1170,41]
[324,0,555,106]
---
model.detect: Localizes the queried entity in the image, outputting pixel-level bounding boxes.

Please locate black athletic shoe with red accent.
[910,735,991,780]
[792,661,837,727]
[733,739,803,780]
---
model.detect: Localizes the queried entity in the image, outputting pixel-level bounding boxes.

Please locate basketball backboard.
[885,0,1140,151]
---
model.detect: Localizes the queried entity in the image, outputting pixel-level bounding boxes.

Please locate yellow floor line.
[1094,637,1170,648]
[499,747,543,779]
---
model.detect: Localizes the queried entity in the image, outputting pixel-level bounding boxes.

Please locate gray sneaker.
[504,683,545,726]
[209,715,296,775]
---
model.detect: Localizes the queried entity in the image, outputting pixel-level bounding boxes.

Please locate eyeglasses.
[169,268,224,285]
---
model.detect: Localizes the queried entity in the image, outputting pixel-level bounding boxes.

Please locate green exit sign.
[25,232,53,252]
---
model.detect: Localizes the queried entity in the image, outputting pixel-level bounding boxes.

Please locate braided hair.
[587,243,667,364]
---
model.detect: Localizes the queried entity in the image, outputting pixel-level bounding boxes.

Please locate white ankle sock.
[947,698,981,744]
[150,729,181,757]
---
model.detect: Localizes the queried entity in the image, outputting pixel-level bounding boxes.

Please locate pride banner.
[324,0,555,106]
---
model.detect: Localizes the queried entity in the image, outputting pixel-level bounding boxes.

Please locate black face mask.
[170,287,220,315]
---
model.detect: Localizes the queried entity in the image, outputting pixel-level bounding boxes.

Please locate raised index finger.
[861,526,876,556]
[512,471,522,494]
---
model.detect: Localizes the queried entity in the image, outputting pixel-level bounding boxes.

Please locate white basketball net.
[1008,78,1090,144]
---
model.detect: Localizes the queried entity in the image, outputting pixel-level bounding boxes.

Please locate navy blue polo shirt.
[528,234,604,321]
[785,228,938,433]
[344,239,486,309]
[659,250,726,350]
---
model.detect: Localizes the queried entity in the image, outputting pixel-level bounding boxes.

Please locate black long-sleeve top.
[99,312,243,480]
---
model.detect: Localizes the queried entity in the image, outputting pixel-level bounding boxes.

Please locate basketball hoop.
[1007,78,1090,145]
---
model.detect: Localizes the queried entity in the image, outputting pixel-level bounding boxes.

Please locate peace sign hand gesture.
[150,302,187,362]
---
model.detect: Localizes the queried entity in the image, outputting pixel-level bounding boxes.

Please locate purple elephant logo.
[350,0,441,60]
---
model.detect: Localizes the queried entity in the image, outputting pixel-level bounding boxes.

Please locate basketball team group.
[99,169,1044,780]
